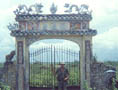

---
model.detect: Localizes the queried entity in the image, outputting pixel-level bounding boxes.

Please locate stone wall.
[3,62,16,90]
[0,50,16,90]
[0,68,3,82]
[90,61,116,90]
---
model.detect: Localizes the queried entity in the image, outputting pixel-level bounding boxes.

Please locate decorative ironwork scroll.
[17,41,24,64]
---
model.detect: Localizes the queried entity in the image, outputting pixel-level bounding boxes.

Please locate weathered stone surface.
[0,51,16,90]
[90,61,116,90]
[3,62,16,90]
[6,50,15,62]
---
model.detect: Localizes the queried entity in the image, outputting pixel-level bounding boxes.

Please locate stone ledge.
[16,14,92,21]
[11,29,97,37]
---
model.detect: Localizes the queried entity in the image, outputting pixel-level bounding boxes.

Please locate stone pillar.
[16,40,25,90]
[24,39,29,90]
[79,38,86,90]
[16,38,29,90]
[85,40,92,88]
[79,37,92,90]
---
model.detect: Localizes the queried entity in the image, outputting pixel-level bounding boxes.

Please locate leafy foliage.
[0,82,10,90]
[83,80,92,90]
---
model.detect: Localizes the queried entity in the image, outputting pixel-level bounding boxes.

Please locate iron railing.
[29,45,80,88]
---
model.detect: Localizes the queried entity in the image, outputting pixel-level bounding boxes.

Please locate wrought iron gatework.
[29,45,80,88]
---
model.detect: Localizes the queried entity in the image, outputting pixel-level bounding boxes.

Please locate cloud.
[30,39,79,51]
[90,0,118,33]
[93,27,118,61]
[93,27,118,49]
[0,0,118,62]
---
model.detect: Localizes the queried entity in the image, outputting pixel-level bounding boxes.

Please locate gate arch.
[30,39,80,88]
[29,39,80,89]
[8,3,97,90]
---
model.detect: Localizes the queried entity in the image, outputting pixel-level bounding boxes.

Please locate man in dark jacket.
[52,62,69,90]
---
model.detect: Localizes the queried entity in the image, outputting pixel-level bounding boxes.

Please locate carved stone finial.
[14,5,28,15]
[64,3,71,13]
[35,3,43,13]
[64,3,91,15]
[29,3,43,14]
[14,3,43,15]
[64,3,79,14]
[79,4,89,14]
[50,3,57,14]
[7,23,19,31]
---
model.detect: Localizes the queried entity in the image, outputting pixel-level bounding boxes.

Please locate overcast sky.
[0,0,118,62]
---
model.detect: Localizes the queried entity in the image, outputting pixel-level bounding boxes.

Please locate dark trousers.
[58,81,67,90]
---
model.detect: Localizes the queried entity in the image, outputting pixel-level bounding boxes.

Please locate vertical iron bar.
[59,45,60,64]
[64,47,65,64]
[54,46,56,87]
[72,50,73,85]
[42,47,44,87]
[39,49,41,87]
[30,51,32,87]
[51,45,53,89]
[46,46,48,87]
[79,50,80,85]
[62,46,64,62]
[37,49,40,87]
[31,51,33,87]
[29,51,30,87]
[29,51,31,87]
[67,48,69,77]
[46,47,49,87]
[74,52,76,85]
[40,47,43,87]
[36,49,38,87]
[49,45,51,87]
[77,51,79,85]
[69,49,71,85]
[34,50,37,87]
[33,50,35,87]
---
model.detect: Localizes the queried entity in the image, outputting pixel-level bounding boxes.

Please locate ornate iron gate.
[29,45,80,89]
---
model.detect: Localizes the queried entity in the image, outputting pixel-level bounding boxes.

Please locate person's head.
[59,62,65,68]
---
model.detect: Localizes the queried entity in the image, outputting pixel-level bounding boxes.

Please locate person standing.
[51,62,69,90]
